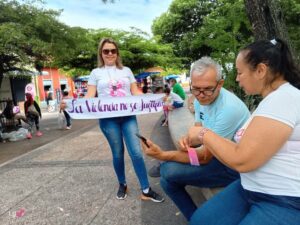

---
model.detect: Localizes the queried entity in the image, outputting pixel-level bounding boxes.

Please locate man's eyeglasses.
[190,81,220,96]
[102,49,117,55]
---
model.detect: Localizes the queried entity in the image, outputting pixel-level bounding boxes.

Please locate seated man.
[141,57,250,221]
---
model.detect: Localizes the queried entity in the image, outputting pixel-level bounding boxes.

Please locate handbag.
[57,112,65,129]
[28,105,39,116]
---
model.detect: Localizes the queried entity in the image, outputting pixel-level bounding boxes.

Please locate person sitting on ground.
[24,93,42,138]
[60,90,72,130]
[141,56,250,221]
[2,100,27,125]
[169,78,186,101]
[162,87,184,126]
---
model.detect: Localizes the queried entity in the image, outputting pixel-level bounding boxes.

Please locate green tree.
[196,0,252,89]
[0,0,76,87]
[152,0,300,108]
[280,0,300,61]
[59,28,183,77]
[152,0,218,65]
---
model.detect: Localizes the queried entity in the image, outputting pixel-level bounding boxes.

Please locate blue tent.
[164,74,180,80]
[74,75,90,82]
[135,72,160,81]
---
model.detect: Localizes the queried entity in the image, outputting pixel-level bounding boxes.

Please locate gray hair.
[190,57,223,81]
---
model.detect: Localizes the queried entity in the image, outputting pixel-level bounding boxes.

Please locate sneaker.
[36,131,43,137]
[26,133,32,139]
[116,184,127,200]
[65,126,71,130]
[141,188,164,203]
[148,163,161,178]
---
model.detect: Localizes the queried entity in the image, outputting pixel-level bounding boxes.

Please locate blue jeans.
[99,115,149,190]
[27,113,40,132]
[172,101,184,108]
[190,180,300,225]
[160,158,239,220]
[63,110,71,127]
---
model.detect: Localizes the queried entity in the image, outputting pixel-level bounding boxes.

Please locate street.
[0,111,97,165]
[0,112,196,225]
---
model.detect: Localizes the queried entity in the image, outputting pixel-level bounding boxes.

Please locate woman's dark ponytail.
[276,39,300,89]
[242,38,300,89]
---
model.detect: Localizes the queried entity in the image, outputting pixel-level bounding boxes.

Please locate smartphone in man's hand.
[135,133,150,147]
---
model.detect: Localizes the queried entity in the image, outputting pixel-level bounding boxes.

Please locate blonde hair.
[97,37,123,69]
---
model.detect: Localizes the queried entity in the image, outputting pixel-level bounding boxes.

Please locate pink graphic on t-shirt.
[109,80,126,97]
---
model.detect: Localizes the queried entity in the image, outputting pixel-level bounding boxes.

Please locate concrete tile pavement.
[0,113,205,225]
[0,111,97,165]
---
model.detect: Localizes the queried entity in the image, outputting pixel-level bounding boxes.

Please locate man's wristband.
[198,128,210,144]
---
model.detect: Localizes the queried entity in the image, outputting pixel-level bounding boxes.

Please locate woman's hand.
[178,126,203,151]
[178,135,189,151]
[140,139,164,160]
[131,83,143,95]
[85,85,97,98]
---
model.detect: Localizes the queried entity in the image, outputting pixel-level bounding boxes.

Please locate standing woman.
[183,38,300,224]
[86,38,164,202]
[24,93,42,139]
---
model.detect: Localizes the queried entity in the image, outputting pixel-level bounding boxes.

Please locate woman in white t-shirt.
[86,38,164,203]
[185,39,300,225]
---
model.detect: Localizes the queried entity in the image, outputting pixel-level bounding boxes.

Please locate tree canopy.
[152,0,300,107]
[0,0,77,86]
[1,0,299,93]
[58,28,183,77]
[0,0,183,88]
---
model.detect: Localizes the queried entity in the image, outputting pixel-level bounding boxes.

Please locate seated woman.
[2,100,27,124]
[141,38,300,225]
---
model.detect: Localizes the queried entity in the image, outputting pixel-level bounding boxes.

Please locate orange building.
[37,68,75,103]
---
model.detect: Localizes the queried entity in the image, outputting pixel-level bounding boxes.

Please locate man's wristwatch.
[198,128,210,144]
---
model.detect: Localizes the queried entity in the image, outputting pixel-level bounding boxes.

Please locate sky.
[43,0,173,35]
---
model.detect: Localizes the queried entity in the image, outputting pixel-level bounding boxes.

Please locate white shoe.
[65,126,71,130]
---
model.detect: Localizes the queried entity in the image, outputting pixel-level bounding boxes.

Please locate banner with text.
[65,94,165,119]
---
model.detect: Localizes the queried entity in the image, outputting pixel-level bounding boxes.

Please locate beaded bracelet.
[198,128,210,144]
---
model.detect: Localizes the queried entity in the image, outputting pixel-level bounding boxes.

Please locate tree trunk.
[0,70,3,92]
[244,0,288,40]
[244,0,295,58]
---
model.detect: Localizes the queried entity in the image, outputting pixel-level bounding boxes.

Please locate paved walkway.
[0,111,96,164]
[0,113,205,225]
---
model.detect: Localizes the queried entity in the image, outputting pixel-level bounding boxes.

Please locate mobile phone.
[135,133,150,147]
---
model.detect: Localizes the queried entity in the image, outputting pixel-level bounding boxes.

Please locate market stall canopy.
[164,74,180,80]
[74,75,90,82]
[135,72,159,80]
